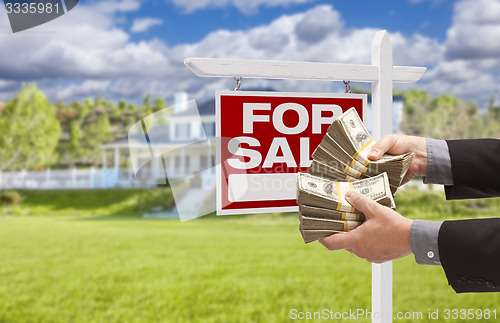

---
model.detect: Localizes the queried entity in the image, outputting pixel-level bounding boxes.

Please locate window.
[202,121,215,137]
[174,156,181,170]
[175,123,191,139]
[200,155,208,169]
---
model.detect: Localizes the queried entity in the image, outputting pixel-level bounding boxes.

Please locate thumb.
[368,134,398,160]
[319,230,356,250]
[345,191,383,219]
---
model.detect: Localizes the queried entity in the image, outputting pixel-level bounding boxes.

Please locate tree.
[400,89,490,139]
[73,100,89,120]
[79,113,114,165]
[139,94,153,118]
[0,84,61,170]
[95,113,113,143]
[153,97,166,112]
[400,89,433,136]
[94,95,102,107]
[118,100,127,111]
[483,97,500,138]
[84,98,94,110]
[69,120,83,151]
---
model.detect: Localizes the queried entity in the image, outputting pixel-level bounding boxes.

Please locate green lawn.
[2,188,172,217]
[0,189,499,322]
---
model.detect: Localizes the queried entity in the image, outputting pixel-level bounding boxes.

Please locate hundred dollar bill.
[300,229,341,244]
[299,214,361,231]
[298,214,361,243]
[297,172,395,212]
[328,107,375,166]
[299,204,366,221]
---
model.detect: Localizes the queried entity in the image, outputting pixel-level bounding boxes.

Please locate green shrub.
[0,190,22,204]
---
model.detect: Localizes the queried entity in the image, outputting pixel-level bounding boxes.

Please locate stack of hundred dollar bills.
[296,108,413,243]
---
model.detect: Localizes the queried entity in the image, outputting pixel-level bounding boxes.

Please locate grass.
[395,187,500,221]
[1,188,172,217]
[0,188,499,322]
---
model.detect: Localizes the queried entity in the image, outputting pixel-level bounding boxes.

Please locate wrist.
[399,218,413,256]
[413,137,428,176]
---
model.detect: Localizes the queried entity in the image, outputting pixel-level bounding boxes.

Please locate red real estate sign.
[216,91,366,215]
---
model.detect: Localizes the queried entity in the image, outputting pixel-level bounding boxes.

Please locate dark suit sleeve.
[439,219,500,293]
[438,139,500,292]
[444,139,500,199]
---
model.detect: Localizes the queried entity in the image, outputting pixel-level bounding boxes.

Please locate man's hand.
[368,135,427,185]
[318,191,413,263]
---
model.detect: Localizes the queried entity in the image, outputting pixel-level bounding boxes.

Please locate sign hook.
[234,77,242,91]
[343,80,351,94]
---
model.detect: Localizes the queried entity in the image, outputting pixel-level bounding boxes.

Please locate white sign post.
[185,30,426,323]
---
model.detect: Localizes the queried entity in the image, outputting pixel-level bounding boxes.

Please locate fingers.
[368,134,399,160]
[401,174,413,186]
[319,231,356,250]
[345,191,383,218]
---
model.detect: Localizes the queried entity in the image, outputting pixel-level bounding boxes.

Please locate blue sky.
[126,0,454,45]
[0,0,499,108]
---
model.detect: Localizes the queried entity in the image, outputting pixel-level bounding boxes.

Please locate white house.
[100,96,216,186]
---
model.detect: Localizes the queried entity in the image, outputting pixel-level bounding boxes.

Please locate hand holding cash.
[297,108,413,243]
[367,134,427,185]
[318,191,413,263]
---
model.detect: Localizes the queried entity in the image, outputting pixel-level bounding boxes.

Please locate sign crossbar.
[184,58,425,83]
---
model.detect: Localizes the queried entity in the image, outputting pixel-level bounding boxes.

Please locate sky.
[0,0,500,109]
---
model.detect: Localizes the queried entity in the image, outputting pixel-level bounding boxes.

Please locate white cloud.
[51,80,112,101]
[452,0,500,24]
[1,0,499,110]
[294,5,343,44]
[0,3,444,104]
[0,0,170,81]
[445,0,500,59]
[169,0,313,14]
[416,0,500,106]
[93,0,141,13]
[166,5,444,101]
[131,17,163,33]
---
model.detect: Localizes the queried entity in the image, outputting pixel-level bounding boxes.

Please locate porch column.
[152,153,159,181]
[101,150,107,188]
[114,147,120,171]
[102,150,107,170]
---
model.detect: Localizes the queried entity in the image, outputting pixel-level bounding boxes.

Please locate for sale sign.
[216,91,366,215]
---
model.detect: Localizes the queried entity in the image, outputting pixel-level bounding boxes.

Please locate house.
[100,94,216,186]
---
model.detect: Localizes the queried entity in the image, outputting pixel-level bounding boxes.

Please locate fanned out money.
[297,108,410,243]
[297,172,395,243]
[310,108,413,194]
